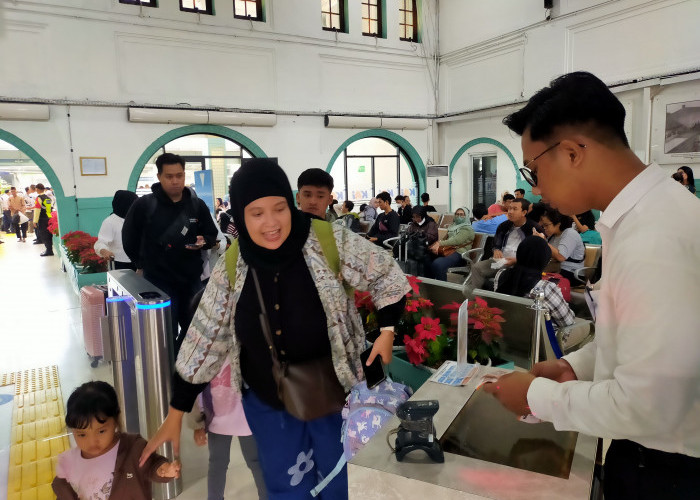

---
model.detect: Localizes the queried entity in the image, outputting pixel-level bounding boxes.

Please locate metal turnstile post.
[106,270,182,499]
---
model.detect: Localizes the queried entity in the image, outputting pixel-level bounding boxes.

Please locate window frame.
[179,0,214,15]
[322,0,346,33]
[119,0,158,6]
[233,0,263,21]
[361,0,383,38]
[399,0,418,42]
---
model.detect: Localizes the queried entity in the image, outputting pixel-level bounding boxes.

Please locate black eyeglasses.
[519,142,586,188]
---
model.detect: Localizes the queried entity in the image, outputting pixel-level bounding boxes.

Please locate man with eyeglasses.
[462,197,538,296]
[483,72,700,499]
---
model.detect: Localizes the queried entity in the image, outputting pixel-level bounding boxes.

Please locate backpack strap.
[310,455,347,498]
[311,219,353,298]
[225,239,239,286]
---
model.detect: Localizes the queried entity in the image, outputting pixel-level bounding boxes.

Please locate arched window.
[329,137,418,205]
[136,134,253,202]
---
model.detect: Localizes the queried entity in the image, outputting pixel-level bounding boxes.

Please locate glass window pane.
[347,137,397,156]
[374,157,399,200]
[345,158,373,203]
[370,20,378,34]
[182,0,194,8]
[362,4,368,17]
[331,14,340,29]
[370,6,377,20]
[399,155,416,200]
[363,19,370,33]
[322,0,330,11]
[234,0,245,13]
[248,4,257,17]
[331,0,339,13]
[406,12,413,26]
[323,13,331,28]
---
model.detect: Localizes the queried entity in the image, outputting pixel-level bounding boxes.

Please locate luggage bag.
[80,284,108,367]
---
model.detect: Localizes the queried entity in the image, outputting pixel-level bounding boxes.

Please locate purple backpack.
[311,379,412,497]
[342,379,412,460]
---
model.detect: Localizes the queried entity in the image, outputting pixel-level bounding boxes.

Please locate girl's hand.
[156,460,182,478]
[532,227,546,239]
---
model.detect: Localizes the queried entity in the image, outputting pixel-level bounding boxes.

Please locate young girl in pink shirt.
[52,381,180,500]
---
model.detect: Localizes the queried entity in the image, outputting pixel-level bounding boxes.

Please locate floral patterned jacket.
[176,224,411,393]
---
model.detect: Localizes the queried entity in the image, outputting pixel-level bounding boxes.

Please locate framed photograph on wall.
[664,100,700,154]
[80,157,107,176]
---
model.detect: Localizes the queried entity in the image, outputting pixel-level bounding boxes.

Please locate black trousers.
[37,218,52,253]
[604,439,700,499]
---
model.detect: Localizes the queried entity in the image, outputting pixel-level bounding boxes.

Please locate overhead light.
[128,108,276,127]
[325,114,429,130]
[0,103,50,121]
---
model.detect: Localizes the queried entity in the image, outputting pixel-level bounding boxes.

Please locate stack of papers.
[429,361,479,386]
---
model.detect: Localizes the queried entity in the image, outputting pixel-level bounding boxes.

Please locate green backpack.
[225,219,352,297]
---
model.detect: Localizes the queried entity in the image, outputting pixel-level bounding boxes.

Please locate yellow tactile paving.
[2,366,64,500]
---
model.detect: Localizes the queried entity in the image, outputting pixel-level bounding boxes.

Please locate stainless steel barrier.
[103,270,182,499]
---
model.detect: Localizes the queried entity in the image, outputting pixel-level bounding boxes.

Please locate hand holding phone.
[360,347,386,389]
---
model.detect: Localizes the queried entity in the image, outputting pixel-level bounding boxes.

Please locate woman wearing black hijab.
[94,190,138,270]
[495,235,575,328]
[142,159,409,499]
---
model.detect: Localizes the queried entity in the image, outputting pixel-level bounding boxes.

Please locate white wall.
[437,0,700,209]
[0,0,437,201]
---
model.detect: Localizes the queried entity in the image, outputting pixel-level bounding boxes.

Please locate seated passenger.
[471,203,507,235]
[534,207,585,284]
[335,200,361,233]
[367,191,400,246]
[359,198,377,225]
[494,236,578,347]
[573,210,602,245]
[405,206,438,245]
[429,207,475,281]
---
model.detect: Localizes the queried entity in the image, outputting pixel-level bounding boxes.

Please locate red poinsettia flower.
[414,316,441,341]
[406,274,422,296]
[404,335,428,365]
[404,300,419,313]
[440,301,462,311]
[354,290,375,311]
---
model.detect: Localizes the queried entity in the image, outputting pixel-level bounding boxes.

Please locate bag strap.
[311,219,353,298]
[249,267,282,367]
[225,239,239,286]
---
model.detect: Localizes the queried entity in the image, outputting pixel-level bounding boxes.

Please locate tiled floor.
[0,233,259,499]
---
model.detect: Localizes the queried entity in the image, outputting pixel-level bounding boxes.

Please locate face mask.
[454,216,466,224]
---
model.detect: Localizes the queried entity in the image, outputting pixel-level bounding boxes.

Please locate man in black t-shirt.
[368,191,400,246]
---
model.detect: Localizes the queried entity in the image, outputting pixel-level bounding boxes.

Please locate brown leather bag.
[437,245,457,257]
[251,269,346,421]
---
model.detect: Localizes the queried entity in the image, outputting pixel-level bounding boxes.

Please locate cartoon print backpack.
[342,379,412,460]
[311,378,412,497]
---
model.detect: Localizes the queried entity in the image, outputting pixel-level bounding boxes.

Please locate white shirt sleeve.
[527,227,700,445]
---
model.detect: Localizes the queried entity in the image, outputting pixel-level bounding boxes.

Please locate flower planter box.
[387,351,434,392]
[388,351,515,393]
[58,242,107,295]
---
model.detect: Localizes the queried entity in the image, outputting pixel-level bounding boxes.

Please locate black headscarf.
[495,235,552,298]
[229,158,310,271]
[112,190,138,219]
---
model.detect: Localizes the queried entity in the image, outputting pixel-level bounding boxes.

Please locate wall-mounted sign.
[80,157,107,176]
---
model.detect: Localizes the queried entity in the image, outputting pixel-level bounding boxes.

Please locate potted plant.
[60,230,108,293]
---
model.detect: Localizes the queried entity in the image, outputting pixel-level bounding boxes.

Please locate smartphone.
[185,243,203,249]
[360,347,386,389]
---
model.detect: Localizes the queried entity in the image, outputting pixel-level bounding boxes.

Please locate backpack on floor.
[311,379,412,497]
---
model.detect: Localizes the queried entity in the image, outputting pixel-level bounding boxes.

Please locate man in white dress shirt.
[484,72,700,499]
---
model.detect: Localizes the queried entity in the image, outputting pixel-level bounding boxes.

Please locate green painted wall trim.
[448,137,524,211]
[0,128,75,235]
[324,129,426,193]
[127,125,267,192]
[77,197,113,210]
[381,0,387,38]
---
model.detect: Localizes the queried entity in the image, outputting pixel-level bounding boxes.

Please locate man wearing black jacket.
[122,153,218,353]
[463,198,539,294]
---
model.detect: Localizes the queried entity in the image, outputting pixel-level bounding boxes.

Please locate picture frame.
[80,157,107,176]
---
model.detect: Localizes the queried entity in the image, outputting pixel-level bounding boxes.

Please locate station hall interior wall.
[0,0,698,234]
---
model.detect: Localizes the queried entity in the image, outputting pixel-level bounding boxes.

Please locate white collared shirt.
[94,214,130,263]
[528,164,700,457]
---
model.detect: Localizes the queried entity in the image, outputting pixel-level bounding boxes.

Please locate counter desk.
[348,366,597,500]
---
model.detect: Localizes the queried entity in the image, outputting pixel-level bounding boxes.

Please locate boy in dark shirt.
[368,191,400,246]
